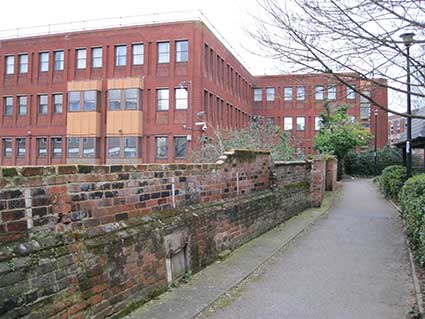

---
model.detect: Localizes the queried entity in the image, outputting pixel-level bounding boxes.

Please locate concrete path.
[198,179,415,319]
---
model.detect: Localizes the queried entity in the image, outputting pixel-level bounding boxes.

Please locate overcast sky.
[0,0,277,75]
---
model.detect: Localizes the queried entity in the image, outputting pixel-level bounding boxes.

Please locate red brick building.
[388,114,407,145]
[0,20,388,165]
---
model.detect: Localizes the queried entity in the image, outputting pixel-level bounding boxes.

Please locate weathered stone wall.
[325,157,338,191]
[0,151,326,319]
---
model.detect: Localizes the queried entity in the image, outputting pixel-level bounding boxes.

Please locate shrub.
[379,165,408,199]
[400,174,425,265]
[345,146,403,176]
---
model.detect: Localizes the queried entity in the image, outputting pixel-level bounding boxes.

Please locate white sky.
[0,0,276,75]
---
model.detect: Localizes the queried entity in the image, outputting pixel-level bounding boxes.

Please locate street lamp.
[374,109,379,175]
[400,32,415,177]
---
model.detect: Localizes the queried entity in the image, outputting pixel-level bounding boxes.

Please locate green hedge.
[345,146,403,176]
[378,165,408,199]
[400,174,425,265]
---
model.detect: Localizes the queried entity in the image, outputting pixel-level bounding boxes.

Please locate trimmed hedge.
[345,146,403,177]
[378,165,407,199]
[400,174,425,265]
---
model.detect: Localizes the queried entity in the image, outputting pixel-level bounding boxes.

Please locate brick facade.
[0,21,388,165]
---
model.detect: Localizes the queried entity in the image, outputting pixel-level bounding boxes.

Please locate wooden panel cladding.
[67,112,102,136]
[106,110,144,136]
[107,77,144,90]
[67,80,102,92]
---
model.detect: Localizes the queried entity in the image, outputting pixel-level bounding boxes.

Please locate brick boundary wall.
[0,150,330,319]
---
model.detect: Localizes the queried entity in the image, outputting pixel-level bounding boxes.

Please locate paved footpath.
[198,179,415,319]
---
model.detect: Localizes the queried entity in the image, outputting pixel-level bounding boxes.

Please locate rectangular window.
[253,88,262,101]
[284,87,292,101]
[115,45,127,66]
[18,96,27,115]
[174,136,187,159]
[82,137,95,158]
[53,94,63,113]
[51,137,62,158]
[16,138,26,158]
[125,89,138,110]
[347,85,356,99]
[67,137,80,158]
[296,117,305,131]
[176,40,189,62]
[92,47,102,68]
[157,89,169,111]
[5,56,14,74]
[315,117,322,131]
[36,137,47,158]
[315,86,324,100]
[2,138,12,158]
[175,88,188,110]
[39,52,49,72]
[84,91,96,111]
[266,87,275,101]
[350,116,356,123]
[328,85,336,100]
[156,136,168,159]
[68,91,81,112]
[157,42,170,63]
[124,137,137,158]
[360,91,371,120]
[132,44,144,65]
[284,117,293,131]
[19,54,28,73]
[38,95,48,115]
[54,50,64,71]
[3,97,13,116]
[108,89,121,110]
[296,87,305,101]
[76,48,87,69]
[108,137,121,158]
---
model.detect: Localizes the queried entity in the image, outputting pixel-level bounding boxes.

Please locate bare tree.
[250,0,425,118]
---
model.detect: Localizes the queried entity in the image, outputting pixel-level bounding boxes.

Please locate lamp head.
[400,32,415,47]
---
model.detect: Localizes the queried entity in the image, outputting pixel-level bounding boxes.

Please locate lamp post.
[400,32,415,177]
[374,109,379,175]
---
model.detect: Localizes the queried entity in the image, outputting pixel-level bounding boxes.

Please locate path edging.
[390,199,424,315]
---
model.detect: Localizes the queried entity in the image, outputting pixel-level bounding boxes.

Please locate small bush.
[345,146,403,176]
[400,174,425,265]
[379,165,408,199]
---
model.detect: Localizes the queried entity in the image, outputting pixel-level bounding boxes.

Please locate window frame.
[51,137,63,159]
[76,48,87,69]
[68,91,98,112]
[36,137,47,159]
[2,138,12,158]
[67,137,80,158]
[16,137,26,158]
[173,136,188,159]
[91,47,103,68]
[3,96,13,116]
[175,88,188,110]
[53,94,63,114]
[175,40,189,63]
[39,52,49,72]
[18,96,27,116]
[54,50,64,71]
[5,55,14,75]
[347,85,356,100]
[157,88,170,111]
[315,85,324,100]
[132,43,144,65]
[115,45,127,67]
[296,116,306,131]
[296,86,305,101]
[38,94,48,115]
[266,87,275,102]
[155,136,168,159]
[284,87,293,101]
[328,85,337,100]
[253,88,262,102]
[284,117,293,131]
[157,41,170,64]
[19,54,28,74]
[314,117,322,131]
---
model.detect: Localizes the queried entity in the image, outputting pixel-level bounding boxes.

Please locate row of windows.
[253,85,356,102]
[2,137,63,159]
[2,87,189,115]
[3,40,189,75]
[280,115,355,131]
